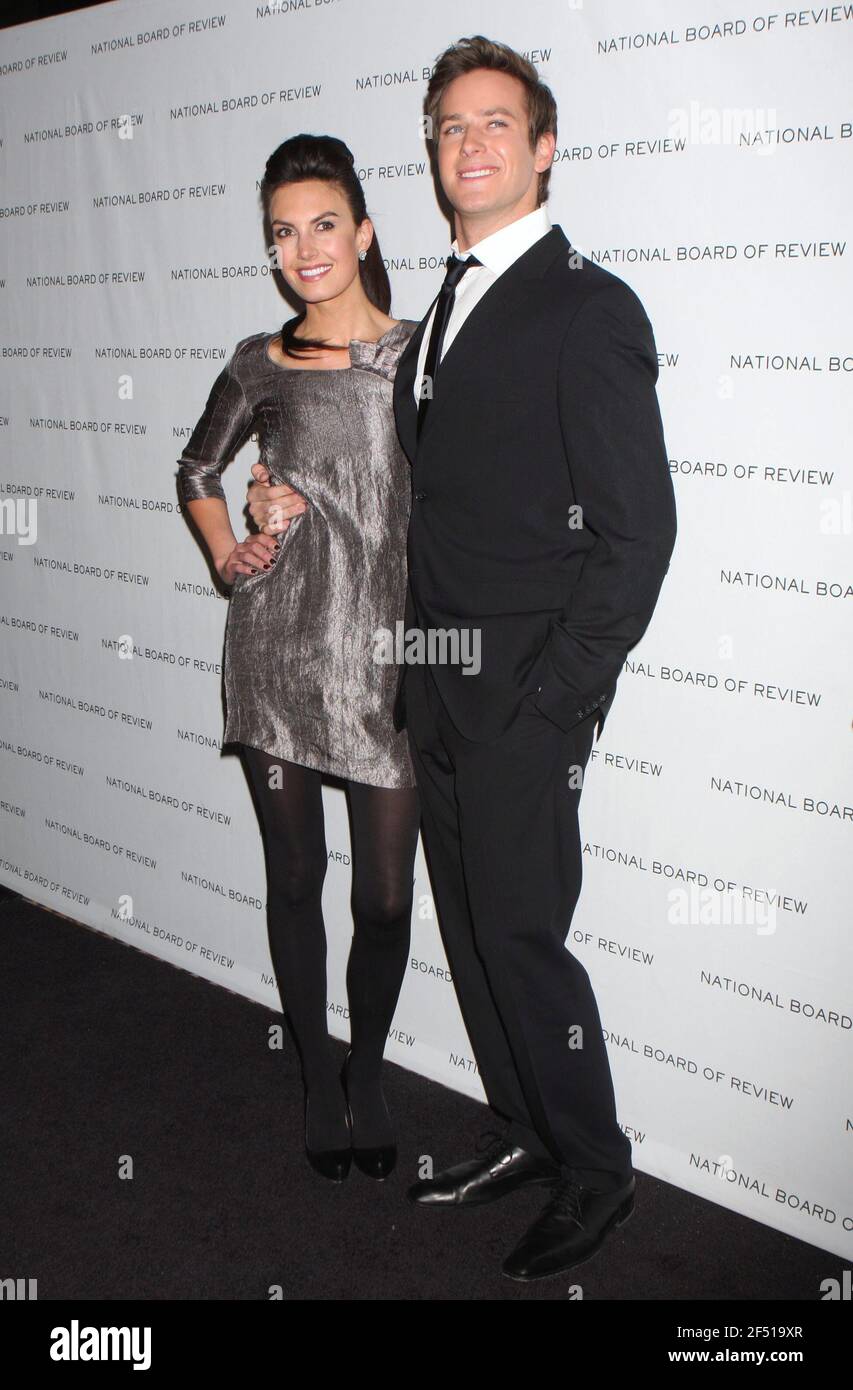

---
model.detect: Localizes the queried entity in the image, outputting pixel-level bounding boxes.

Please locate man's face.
[434,68,553,228]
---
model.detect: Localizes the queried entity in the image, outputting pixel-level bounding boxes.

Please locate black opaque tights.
[241,746,421,1151]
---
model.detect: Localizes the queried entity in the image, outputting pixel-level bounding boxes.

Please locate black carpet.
[0,884,838,1301]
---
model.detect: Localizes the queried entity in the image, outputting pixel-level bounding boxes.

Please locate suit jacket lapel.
[393,225,572,462]
[393,307,431,463]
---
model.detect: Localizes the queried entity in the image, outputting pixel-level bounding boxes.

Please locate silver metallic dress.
[177,320,418,789]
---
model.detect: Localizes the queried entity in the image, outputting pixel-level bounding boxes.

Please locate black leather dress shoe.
[340,1050,397,1180]
[304,1092,351,1183]
[502,1171,635,1280]
[407,1130,560,1207]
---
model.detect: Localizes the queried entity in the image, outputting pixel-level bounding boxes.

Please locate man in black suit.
[389,36,677,1281]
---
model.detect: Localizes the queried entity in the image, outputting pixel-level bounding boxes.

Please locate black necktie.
[416,252,482,437]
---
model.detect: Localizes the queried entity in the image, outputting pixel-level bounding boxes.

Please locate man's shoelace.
[542,1176,587,1229]
[475,1128,509,1157]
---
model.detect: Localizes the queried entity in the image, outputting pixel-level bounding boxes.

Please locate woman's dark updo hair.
[261,133,391,359]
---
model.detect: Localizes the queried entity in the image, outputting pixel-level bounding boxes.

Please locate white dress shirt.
[412,203,552,407]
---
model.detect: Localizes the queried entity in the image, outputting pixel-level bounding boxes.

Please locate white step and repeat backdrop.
[1,0,851,1261]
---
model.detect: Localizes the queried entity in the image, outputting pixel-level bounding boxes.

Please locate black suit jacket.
[391,223,677,743]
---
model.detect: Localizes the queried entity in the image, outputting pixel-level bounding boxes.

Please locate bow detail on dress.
[348,323,410,381]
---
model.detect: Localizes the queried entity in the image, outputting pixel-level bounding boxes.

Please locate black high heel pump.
[304,1090,352,1183]
[340,1049,397,1180]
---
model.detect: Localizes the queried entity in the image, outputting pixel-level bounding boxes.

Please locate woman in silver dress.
[177,134,421,1184]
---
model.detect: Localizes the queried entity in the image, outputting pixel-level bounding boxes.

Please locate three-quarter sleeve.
[177,344,256,503]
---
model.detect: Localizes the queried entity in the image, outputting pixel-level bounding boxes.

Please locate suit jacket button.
[414,491,427,500]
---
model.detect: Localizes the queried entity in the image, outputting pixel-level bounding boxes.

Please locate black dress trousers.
[404,656,633,1192]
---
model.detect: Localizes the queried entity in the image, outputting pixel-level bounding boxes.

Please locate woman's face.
[268,180,370,304]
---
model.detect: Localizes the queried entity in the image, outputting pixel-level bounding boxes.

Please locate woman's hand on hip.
[216,533,278,585]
